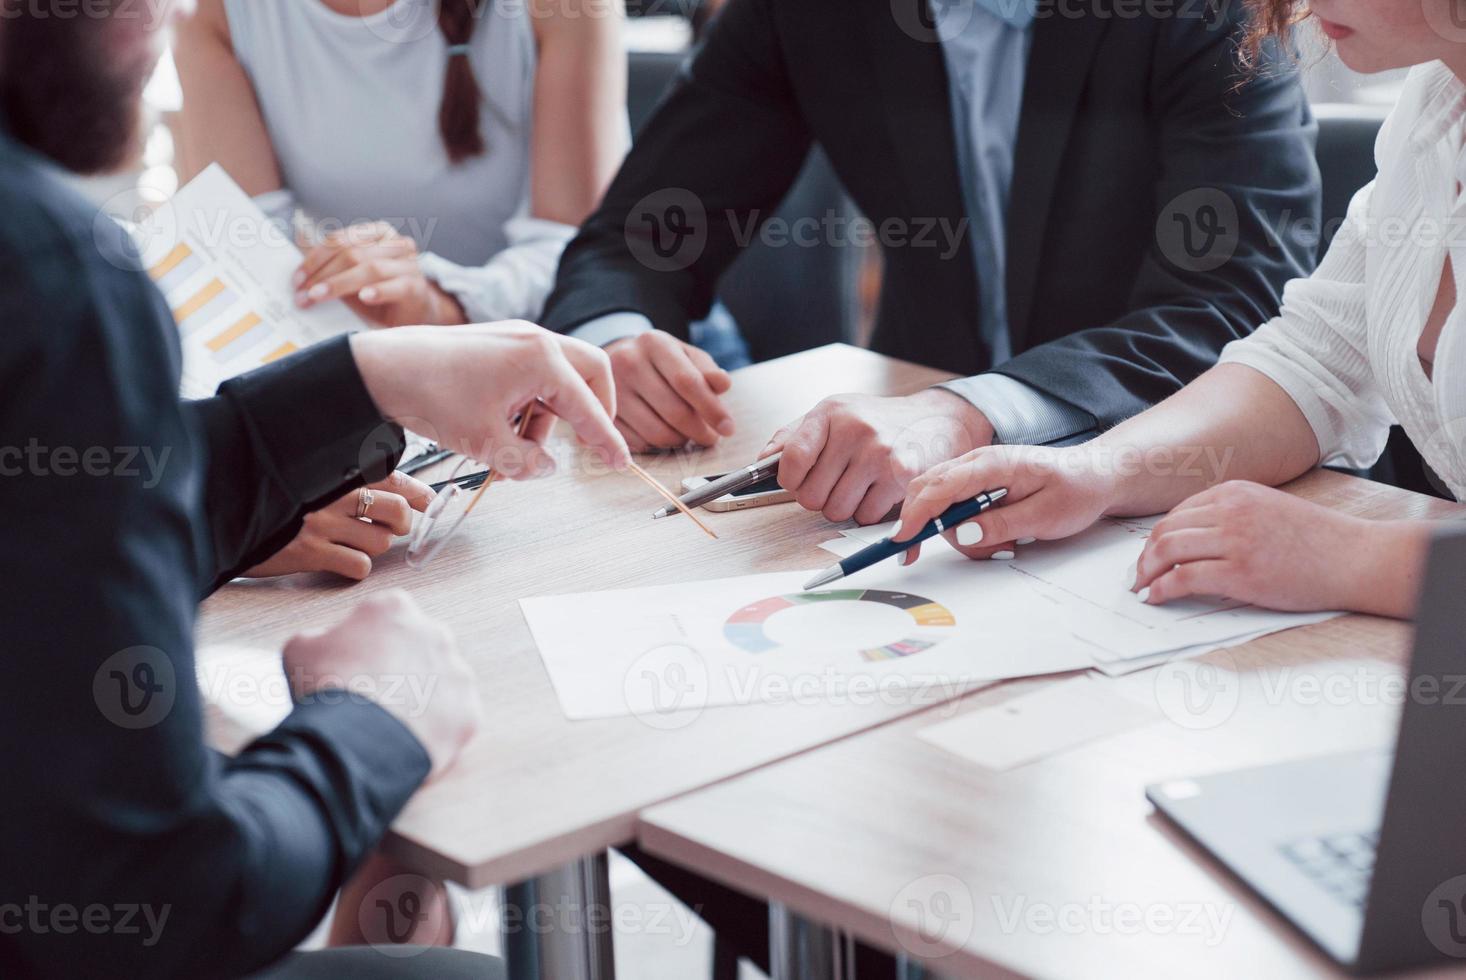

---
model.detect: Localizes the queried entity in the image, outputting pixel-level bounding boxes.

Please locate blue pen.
[802,488,1009,590]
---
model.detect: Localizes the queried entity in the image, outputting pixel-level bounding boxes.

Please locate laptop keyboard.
[1280,831,1378,908]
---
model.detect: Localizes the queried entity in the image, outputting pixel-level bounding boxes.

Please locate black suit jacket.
[0,131,426,979]
[544,0,1321,432]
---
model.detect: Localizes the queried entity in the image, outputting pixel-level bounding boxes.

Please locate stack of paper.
[521,515,1338,721]
[827,515,1338,676]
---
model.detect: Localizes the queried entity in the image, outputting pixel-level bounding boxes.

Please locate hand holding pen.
[891,445,1114,565]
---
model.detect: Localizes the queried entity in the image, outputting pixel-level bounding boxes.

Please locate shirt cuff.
[216,334,405,508]
[940,373,1096,446]
[571,311,656,348]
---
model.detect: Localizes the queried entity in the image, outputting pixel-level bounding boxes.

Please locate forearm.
[1350,519,1436,618]
[1092,364,1321,516]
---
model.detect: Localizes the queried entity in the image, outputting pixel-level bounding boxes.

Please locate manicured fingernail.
[292,270,306,287]
[1129,561,1140,591]
[889,521,904,540]
[1017,537,1036,546]
[717,419,736,437]
[990,550,1015,561]
[294,290,310,306]
[308,284,329,300]
[956,523,984,546]
[359,286,378,303]
[1137,587,1152,603]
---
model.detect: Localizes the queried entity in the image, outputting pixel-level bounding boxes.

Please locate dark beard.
[0,7,152,174]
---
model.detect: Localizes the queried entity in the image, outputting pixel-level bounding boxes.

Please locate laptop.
[1147,528,1466,974]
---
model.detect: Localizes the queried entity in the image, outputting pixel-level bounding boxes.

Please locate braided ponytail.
[437,0,488,164]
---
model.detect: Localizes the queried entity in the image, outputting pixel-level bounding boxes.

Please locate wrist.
[911,387,995,457]
[349,330,418,423]
[1347,518,1433,618]
[429,283,468,326]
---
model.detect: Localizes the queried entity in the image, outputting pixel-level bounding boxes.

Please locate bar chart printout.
[137,165,365,398]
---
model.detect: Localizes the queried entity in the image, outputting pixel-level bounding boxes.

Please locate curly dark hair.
[1240,0,1314,67]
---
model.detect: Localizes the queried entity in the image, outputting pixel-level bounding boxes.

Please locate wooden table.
[637,474,1466,979]
[199,344,997,975]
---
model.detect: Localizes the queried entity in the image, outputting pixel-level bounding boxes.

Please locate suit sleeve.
[182,336,404,595]
[991,8,1321,432]
[540,0,814,339]
[0,226,427,980]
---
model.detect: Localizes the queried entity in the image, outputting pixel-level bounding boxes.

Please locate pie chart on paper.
[722,589,957,663]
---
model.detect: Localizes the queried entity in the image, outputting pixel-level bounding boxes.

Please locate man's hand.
[605,330,734,451]
[283,591,482,780]
[350,322,631,476]
[764,388,995,525]
[246,471,435,581]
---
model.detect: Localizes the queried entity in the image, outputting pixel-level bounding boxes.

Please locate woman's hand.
[294,222,467,327]
[1131,481,1427,616]
[246,471,436,581]
[892,444,1117,562]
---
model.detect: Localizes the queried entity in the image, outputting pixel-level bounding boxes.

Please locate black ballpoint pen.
[803,489,1009,590]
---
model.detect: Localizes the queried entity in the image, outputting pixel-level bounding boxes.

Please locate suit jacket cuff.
[216,335,405,509]
[244,692,432,867]
[940,373,1095,446]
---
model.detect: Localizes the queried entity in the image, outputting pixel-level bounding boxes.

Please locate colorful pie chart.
[723,589,957,663]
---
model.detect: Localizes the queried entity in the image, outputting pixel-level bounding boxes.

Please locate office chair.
[627,50,861,363]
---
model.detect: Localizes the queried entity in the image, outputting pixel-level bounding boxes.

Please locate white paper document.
[917,674,1160,771]
[524,515,1340,719]
[840,516,1337,664]
[134,164,366,398]
[1006,516,1339,660]
[522,539,1096,720]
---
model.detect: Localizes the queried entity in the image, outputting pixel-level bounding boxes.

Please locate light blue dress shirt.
[576,0,1095,445]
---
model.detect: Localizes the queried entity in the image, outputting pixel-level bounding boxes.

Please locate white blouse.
[226,0,626,323]
[1219,62,1466,500]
